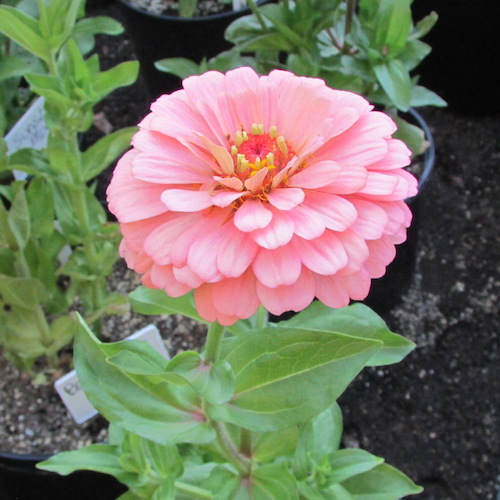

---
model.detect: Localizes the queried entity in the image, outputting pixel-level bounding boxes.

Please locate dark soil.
[1,2,499,500]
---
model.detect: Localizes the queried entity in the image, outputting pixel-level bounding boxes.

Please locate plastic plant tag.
[55,324,169,424]
[4,97,49,180]
[232,0,247,11]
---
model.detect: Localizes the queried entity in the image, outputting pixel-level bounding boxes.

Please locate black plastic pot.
[0,450,126,500]
[117,0,268,100]
[362,108,435,316]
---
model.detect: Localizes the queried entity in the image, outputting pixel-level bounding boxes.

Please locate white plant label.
[4,97,49,180]
[55,324,169,424]
[233,0,247,11]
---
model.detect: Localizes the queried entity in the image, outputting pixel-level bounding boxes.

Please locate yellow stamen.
[235,132,243,147]
[242,131,249,141]
[251,123,264,135]
[231,145,238,156]
[240,158,249,172]
[236,154,246,172]
[277,136,288,157]
[266,152,275,166]
[269,125,278,139]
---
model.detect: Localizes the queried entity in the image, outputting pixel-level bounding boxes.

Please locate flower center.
[230,124,293,178]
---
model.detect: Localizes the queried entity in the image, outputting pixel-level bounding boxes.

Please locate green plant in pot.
[0,0,138,375]
[0,2,138,496]
[156,0,447,156]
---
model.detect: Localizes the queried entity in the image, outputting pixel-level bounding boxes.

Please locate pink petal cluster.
[107,67,417,325]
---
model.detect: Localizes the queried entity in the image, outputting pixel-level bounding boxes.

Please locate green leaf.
[104,342,172,380]
[74,16,124,37]
[25,176,55,237]
[412,12,438,40]
[298,482,332,500]
[209,327,381,431]
[37,444,135,484]
[322,484,355,500]
[129,286,203,322]
[392,115,426,156]
[178,0,198,18]
[328,449,384,484]
[293,403,343,479]
[168,351,236,405]
[204,464,298,500]
[7,182,30,250]
[0,6,50,62]
[341,462,423,499]
[225,10,295,52]
[373,0,412,55]
[154,58,202,79]
[410,85,447,108]
[46,314,77,355]
[281,303,415,367]
[207,48,253,73]
[252,426,299,463]
[251,464,299,500]
[0,300,48,366]
[81,126,136,181]
[0,274,48,309]
[373,59,412,111]
[92,61,139,99]
[0,55,31,81]
[44,0,83,51]
[151,481,176,500]
[117,427,182,494]
[398,40,431,71]
[74,315,216,445]
[24,73,73,108]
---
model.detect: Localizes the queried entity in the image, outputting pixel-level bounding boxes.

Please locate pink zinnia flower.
[107,67,417,325]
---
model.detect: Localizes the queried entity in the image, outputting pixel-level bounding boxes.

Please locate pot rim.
[408,107,435,198]
[117,0,266,23]
[0,449,51,463]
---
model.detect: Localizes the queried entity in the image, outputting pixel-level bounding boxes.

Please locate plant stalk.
[254,305,268,329]
[204,321,225,364]
[247,0,267,30]
[175,481,214,499]
[214,421,252,476]
[343,0,357,53]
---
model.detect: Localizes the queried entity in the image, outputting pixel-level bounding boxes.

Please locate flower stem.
[345,0,356,37]
[240,428,252,457]
[254,305,268,329]
[247,0,267,30]
[175,481,213,499]
[204,322,225,364]
[343,0,357,54]
[214,421,252,476]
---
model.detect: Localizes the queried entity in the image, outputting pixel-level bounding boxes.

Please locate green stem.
[33,303,53,350]
[345,0,356,37]
[175,481,214,499]
[204,322,225,364]
[343,0,357,53]
[247,0,267,30]
[240,428,252,457]
[214,421,252,476]
[254,305,268,329]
